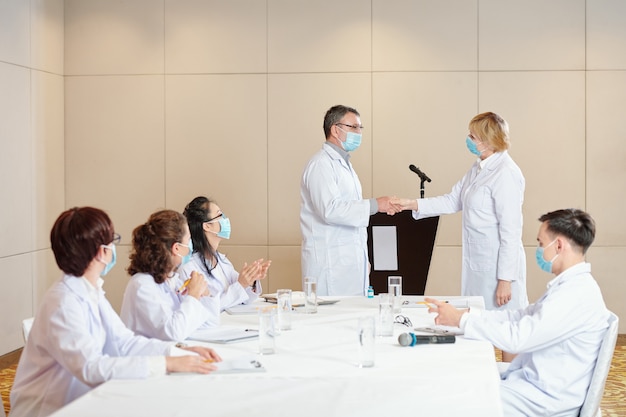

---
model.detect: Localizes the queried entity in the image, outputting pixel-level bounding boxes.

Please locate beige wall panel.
[267,73,372,245]
[586,247,626,333]
[0,0,29,66]
[0,254,33,352]
[267,0,371,73]
[65,75,166,241]
[32,249,60,311]
[423,246,462,297]
[64,0,164,75]
[587,71,626,246]
[479,0,585,70]
[164,0,266,74]
[0,63,32,258]
[165,74,267,244]
[372,72,478,246]
[587,0,626,70]
[267,246,302,294]
[31,0,64,74]
[31,71,65,250]
[372,0,477,71]
[479,71,586,244]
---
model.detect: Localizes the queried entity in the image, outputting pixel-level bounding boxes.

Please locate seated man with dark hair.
[426,208,610,417]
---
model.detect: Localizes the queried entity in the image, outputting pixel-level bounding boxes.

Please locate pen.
[177,279,191,293]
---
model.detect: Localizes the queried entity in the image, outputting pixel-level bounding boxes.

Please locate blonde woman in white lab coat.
[394,112,528,362]
[9,207,220,417]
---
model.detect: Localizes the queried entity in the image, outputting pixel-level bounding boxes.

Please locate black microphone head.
[408,164,418,172]
[398,332,413,347]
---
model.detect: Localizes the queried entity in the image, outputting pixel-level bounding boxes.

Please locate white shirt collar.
[81,276,104,305]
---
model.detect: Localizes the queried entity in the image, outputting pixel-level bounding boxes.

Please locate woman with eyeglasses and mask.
[120,209,217,341]
[9,207,220,417]
[181,196,271,317]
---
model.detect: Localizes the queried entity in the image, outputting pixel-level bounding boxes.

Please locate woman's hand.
[165,354,217,374]
[185,271,209,299]
[496,279,512,307]
[238,259,270,288]
[180,345,222,363]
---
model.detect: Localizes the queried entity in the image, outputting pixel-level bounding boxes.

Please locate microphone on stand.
[398,332,456,346]
[408,164,432,198]
[409,164,431,182]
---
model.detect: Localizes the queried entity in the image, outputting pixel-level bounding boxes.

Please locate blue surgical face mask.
[216,216,231,239]
[535,239,558,273]
[338,127,362,152]
[177,239,194,265]
[466,136,483,156]
[99,244,117,276]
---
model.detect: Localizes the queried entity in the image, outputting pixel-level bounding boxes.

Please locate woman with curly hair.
[9,207,220,417]
[120,209,217,341]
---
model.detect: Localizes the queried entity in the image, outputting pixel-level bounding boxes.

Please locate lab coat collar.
[479,150,507,172]
[324,142,351,166]
[546,262,591,289]
[62,273,106,313]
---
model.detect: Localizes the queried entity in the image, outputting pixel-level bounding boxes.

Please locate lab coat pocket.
[467,238,496,272]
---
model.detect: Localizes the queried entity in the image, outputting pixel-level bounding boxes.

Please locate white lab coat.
[180,252,260,315]
[9,274,174,417]
[300,143,371,296]
[413,151,528,310]
[464,263,610,416]
[120,272,213,341]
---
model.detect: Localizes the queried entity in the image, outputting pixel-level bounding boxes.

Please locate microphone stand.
[420,178,426,199]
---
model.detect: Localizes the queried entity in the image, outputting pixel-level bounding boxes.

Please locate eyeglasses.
[394,315,413,327]
[111,233,121,245]
[205,213,224,223]
[336,123,364,130]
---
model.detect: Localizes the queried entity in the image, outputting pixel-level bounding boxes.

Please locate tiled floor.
[2,340,626,416]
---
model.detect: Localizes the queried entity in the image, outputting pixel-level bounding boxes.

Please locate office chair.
[579,312,619,417]
[22,317,34,343]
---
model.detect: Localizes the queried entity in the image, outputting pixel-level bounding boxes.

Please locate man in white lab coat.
[300,105,398,296]
[425,208,610,417]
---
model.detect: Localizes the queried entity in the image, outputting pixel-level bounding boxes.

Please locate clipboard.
[188,327,259,344]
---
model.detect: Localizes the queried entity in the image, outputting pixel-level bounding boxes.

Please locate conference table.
[50,295,503,417]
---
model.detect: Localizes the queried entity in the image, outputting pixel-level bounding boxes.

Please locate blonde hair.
[469,112,510,152]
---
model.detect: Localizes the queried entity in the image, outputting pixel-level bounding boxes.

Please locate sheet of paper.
[372,226,398,271]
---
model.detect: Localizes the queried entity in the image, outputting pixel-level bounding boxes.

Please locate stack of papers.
[262,291,340,307]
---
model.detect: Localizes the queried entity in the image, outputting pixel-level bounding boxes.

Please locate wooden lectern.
[366,211,439,295]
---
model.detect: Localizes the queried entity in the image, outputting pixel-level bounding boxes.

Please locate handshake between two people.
[376,197,419,216]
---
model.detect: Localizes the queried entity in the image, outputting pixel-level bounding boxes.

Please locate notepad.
[188,327,259,344]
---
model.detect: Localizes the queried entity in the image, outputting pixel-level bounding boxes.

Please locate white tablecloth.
[51,296,503,417]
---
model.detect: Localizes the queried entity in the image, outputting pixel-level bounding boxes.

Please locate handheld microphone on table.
[398,332,456,346]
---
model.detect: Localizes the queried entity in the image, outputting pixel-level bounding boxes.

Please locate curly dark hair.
[127,210,188,283]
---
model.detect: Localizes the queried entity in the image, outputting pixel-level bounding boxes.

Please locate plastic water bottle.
[367,286,374,298]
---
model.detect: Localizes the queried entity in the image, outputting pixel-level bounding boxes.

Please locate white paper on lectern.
[372,226,398,271]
